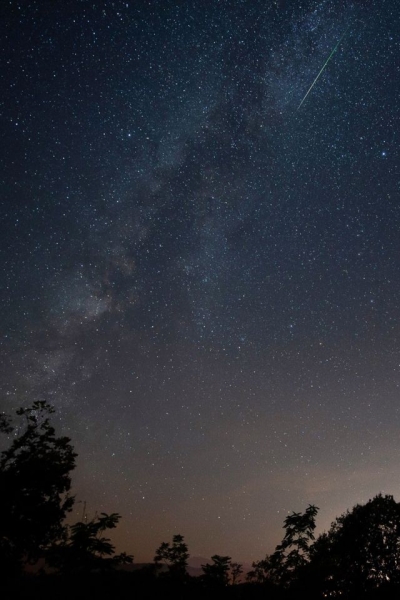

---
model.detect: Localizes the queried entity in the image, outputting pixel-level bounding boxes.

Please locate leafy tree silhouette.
[308,494,400,597]
[246,557,270,584]
[202,554,232,587]
[248,504,318,586]
[48,512,133,574]
[154,534,189,579]
[230,561,243,585]
[0,401,77,572]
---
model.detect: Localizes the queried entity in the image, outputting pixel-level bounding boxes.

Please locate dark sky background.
[1,0,400,564]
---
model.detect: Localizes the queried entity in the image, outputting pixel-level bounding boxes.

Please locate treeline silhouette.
[1,402,399,599]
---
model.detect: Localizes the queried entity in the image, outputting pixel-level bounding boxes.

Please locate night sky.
[1,0,400,565]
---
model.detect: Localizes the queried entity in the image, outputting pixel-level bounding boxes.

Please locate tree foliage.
[48,512,133,574]
[202,554,232,587]
[308,494,400,597]
[154,534,189,578]
[230,561,243,584]
[0,401,77,567]
[248,504,318,586]
[246,496,400,597]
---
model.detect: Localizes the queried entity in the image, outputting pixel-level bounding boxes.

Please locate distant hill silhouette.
[117,556,251,581]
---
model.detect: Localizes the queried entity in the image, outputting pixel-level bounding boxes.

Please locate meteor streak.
[297,27,349,110]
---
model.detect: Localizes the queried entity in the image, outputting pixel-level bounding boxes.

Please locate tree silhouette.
[154,534,189,579]
[308,494,400,597]
[247,557,270,584]
[0,401,77,571]
[248,504,319,586]
[48,512,133,574]
[230,561,243,584]
[202,554,232,587]
[279,504,319,577]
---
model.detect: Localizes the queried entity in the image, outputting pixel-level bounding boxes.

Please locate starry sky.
[1,0,400,564]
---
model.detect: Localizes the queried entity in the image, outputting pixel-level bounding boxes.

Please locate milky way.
[1,0,400,563]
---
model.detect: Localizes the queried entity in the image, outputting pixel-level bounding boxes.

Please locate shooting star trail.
[297,27,349,110]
